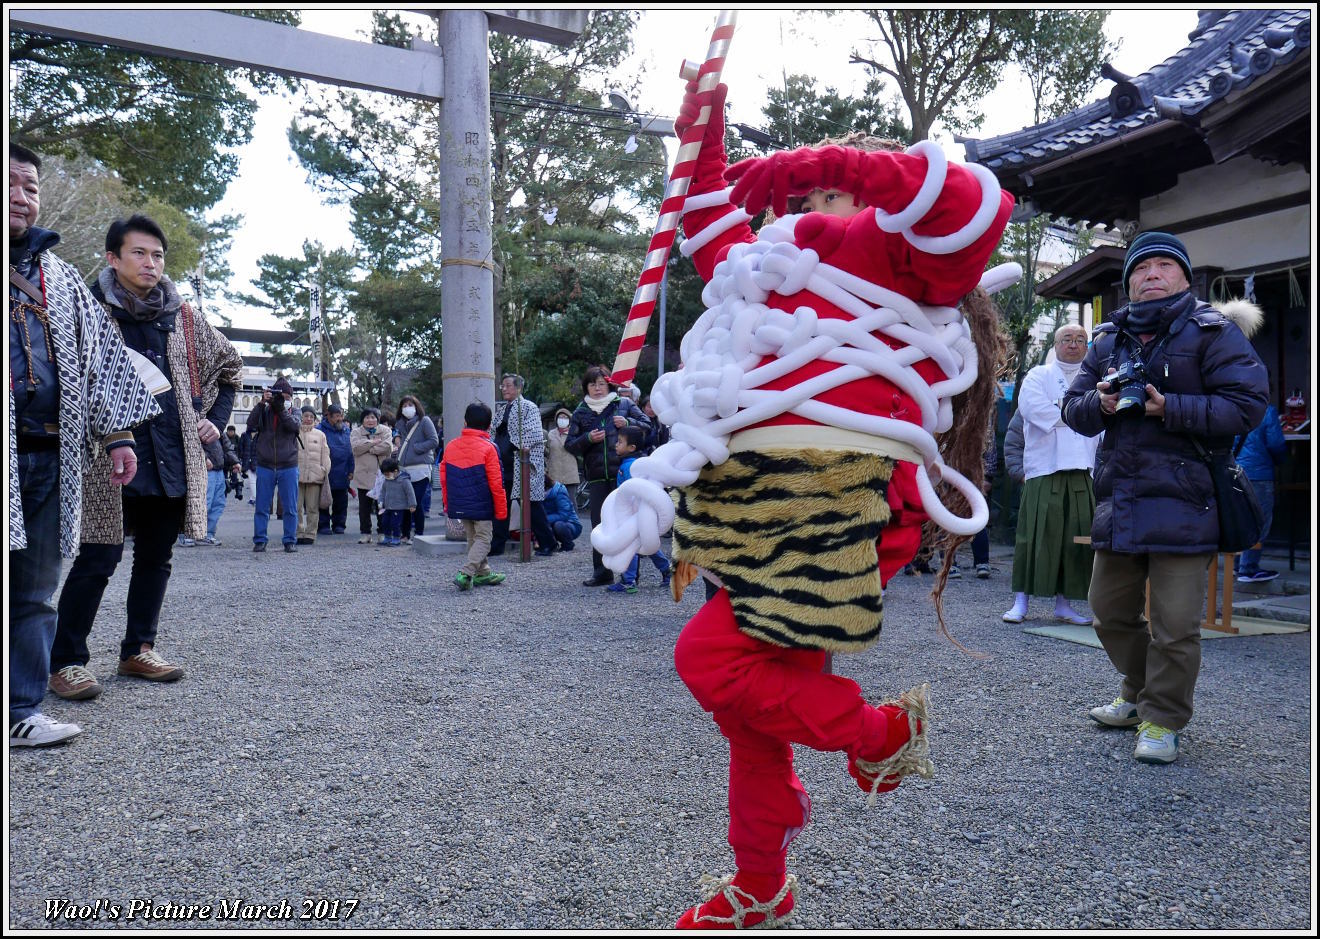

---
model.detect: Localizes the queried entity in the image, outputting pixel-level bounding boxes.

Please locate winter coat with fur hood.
[1061,294,1267,554]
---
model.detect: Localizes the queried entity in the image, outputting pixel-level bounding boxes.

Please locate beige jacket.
[351,424,393,490]
[298,426,331,485]
[545,409,580,485]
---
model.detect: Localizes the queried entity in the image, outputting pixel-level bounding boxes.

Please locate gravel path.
[9,500,1312,930]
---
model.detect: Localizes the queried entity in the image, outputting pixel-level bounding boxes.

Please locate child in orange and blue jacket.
[439,402,507,590]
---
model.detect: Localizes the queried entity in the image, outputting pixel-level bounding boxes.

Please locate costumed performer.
[591,76,1017,929]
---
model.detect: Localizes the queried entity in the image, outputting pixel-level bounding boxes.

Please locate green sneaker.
[453,572,473,591]
[1134,721,1180,764]
[1089,696,1141,728]
[473,572,506,587]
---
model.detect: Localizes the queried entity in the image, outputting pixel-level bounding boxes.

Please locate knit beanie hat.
[271,377,294,397]
[1123,231,1192,289]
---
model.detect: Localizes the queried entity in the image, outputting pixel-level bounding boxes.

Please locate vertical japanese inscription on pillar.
[459,128,487,338]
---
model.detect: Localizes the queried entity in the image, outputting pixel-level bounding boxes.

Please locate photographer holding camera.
[1061,232,1267,765]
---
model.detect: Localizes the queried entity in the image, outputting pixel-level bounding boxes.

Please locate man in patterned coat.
[490,373,556,557]
[48,214,242,702]
[8,144,160,748]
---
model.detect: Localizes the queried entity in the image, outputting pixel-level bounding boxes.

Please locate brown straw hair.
[926,286,1010,655]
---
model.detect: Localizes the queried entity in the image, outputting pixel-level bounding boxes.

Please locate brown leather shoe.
[48,665,104,701]
[117,649,184,682]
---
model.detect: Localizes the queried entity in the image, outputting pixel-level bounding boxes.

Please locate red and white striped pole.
[609,10,737,385]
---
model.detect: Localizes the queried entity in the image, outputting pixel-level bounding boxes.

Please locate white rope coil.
[593,198,1018,571]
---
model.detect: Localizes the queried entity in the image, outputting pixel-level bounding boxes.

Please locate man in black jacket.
[1061,232,1267,765]
[50,215,242,699]
[247,376,303,552]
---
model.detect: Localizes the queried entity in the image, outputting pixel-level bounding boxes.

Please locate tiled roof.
[964,9,1311,171]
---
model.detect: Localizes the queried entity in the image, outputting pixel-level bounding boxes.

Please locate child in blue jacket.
[608,426,671,594]
[542,473,582,551]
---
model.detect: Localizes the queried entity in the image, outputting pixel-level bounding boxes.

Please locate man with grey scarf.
[49,215,241,702]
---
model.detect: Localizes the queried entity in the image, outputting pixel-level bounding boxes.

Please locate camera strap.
[1115,329,1175,389]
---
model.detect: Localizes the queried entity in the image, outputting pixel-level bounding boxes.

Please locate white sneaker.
[10,713,82,748]
[199,536,222,546]
[1134,721,1180,764]
[1089,696,1141,728]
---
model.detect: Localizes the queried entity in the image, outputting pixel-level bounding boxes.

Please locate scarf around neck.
[1124,289,1191,335]
[99,267,181,322]
[584,392,618,414]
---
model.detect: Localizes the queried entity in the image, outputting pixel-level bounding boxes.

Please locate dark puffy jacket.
[1061,293,1268,554]
[1234,404,1287,482]
[543,482,583,540]
[316,418,355,488]
[246,400,302,469]
[565,396,651,483]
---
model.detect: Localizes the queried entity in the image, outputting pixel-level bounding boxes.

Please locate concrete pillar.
[436,9,495,538]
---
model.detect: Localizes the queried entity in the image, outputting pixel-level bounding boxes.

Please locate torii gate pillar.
[434,10,495,464]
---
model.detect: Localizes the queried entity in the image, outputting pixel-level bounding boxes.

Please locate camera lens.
[1116,383,1146,411]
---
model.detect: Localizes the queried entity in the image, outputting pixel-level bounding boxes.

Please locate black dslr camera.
[1108,351,1148,412]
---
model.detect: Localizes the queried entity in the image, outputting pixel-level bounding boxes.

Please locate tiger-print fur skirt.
[671,447,896,653]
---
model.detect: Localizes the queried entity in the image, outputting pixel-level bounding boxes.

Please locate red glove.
[728,145,873,218]
[674,80,729,195]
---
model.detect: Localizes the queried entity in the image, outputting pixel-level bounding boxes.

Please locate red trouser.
[673,589,893,876]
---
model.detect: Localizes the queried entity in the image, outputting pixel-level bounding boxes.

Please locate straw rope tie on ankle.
[693,873,799,929]
[854,683,935,806]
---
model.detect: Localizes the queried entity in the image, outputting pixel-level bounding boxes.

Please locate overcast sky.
[209,8,1201,330]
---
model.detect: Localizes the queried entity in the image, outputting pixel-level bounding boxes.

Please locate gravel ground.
[8,499,1313,930]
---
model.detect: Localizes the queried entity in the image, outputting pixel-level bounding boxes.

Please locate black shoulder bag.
[1190,436,1265,554]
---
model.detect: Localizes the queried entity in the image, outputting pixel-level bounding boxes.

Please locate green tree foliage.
[286,10,659,398]
[9,10,301,214]
[33,153,214,289]
[848,10,1031,141]
[515,250,707,407]
[988,11,1116,393]
[1013,11,1117,125]
[231,240,359,377]
[761,73,911,149]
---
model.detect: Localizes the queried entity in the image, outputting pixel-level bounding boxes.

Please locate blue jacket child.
[609,426,670,593]
[543,478,582,550]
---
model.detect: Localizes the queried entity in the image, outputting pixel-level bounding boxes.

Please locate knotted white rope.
[593,171,1019,572]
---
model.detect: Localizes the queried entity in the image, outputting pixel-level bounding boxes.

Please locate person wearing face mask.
[546,407,580,491]
[247,377,303,552]
[391,395,439,544]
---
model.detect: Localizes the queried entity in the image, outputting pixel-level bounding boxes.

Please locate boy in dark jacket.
[607,426,671,594]
[440,402,508,590]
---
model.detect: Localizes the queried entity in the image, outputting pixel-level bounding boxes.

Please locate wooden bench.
[1071,536,1239,634]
